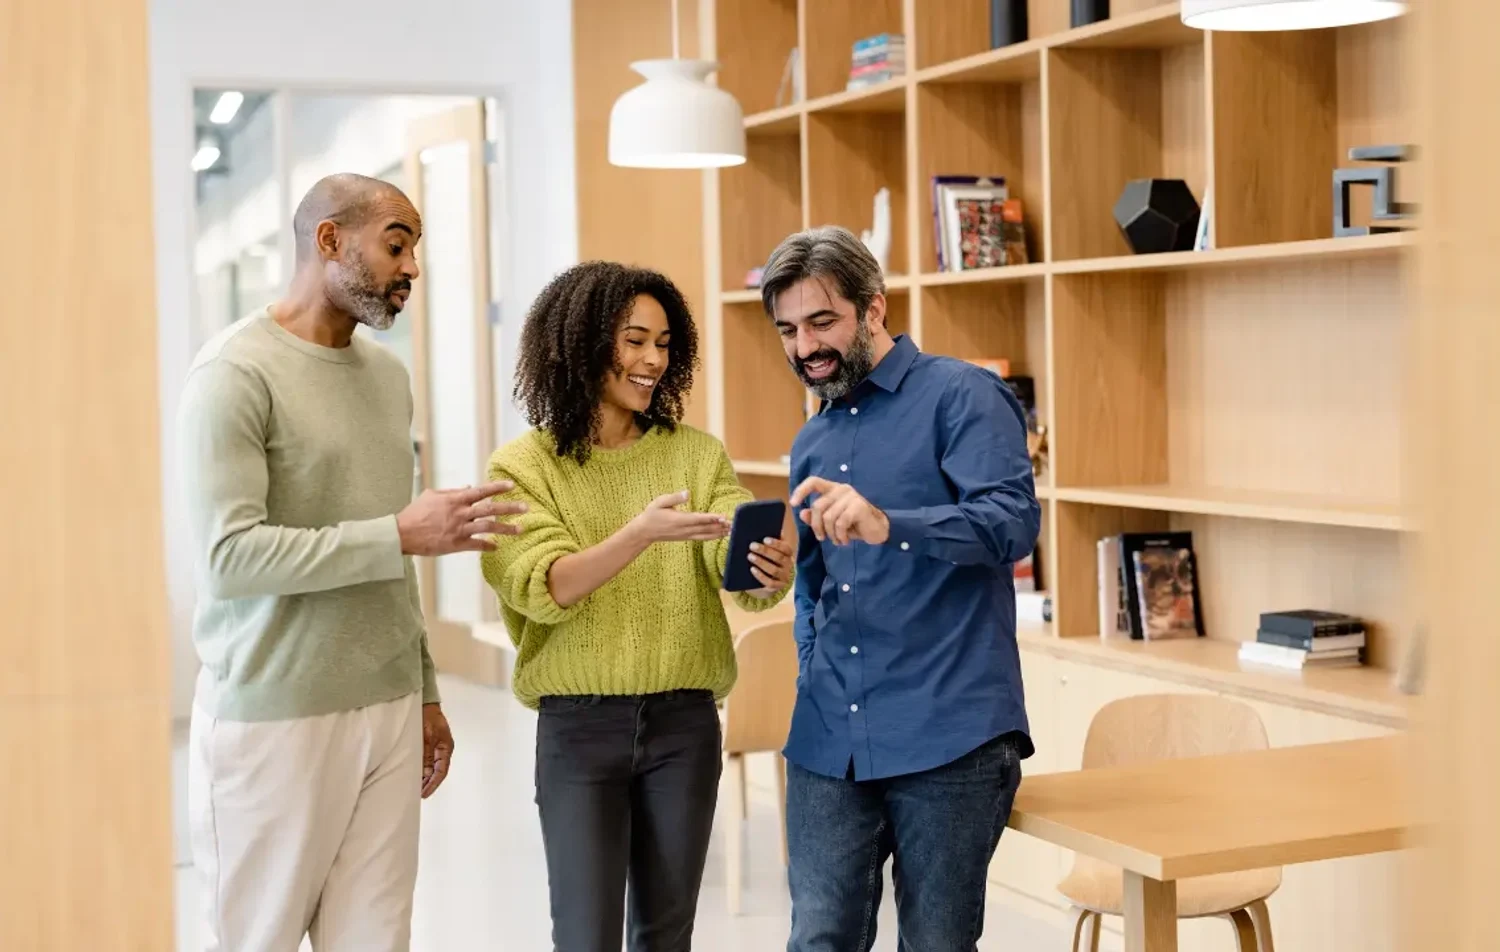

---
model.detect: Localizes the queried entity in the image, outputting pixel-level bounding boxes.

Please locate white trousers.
[188,690,423,952]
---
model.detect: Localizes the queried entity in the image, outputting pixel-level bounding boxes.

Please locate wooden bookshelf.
[701,1,1413,713]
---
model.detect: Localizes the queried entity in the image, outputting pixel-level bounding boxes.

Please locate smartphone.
[721,499,788,592]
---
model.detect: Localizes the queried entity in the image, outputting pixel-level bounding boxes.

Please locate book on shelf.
[930,176,1027,271]
[1238,610,1368,670]
[848,33,905,89]
[1105,531,1204,640]
[1097,535,1132,641]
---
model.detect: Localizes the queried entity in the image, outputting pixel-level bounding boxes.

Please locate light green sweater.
[177,310,438,721]
[480,425,790,709]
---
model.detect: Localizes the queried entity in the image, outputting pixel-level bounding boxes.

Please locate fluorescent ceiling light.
[191,144,221,172]
[1182,0,1407,30]
[209,90,244,125]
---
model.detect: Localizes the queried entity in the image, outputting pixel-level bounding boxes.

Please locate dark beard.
[792,317,876,402]
[330,246,409,332]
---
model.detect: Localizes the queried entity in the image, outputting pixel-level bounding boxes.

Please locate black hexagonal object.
[1113,179,1201,254]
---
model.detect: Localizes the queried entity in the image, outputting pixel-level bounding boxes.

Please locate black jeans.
[785,732,1025,952]
[534,689,723,952]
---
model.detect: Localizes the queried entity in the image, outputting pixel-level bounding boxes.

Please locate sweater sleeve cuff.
[348,514,408,583]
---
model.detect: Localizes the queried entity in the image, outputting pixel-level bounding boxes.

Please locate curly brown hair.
[513,260,699,464]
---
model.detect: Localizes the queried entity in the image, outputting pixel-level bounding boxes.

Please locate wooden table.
[1007,734,1412,952]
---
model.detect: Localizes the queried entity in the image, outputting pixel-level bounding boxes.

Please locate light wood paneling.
[1408,2,1500,951]
[802,0,904,101]
[720,132,802,287]
[1051,272,1168,488]
[574,0,709,428]
[722,302,804,463]
[0,0,172,946]
[716,0,799,116]
[1163,259,1403,504]
[1210,31,1336,247]
[806,111,909,276]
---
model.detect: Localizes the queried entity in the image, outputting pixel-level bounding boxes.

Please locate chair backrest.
[1081,694,1269,770]
[722,619,798,755]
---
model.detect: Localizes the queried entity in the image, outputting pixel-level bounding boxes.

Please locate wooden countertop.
[1009,734,1414,881]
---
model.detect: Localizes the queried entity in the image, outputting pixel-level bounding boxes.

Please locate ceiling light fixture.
[191,138,221,172]
[608,0,745,169]
[209,90,244,125]
[1182,0,1407,30]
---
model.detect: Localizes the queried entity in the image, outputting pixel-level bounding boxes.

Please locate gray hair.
[759,226,885,321]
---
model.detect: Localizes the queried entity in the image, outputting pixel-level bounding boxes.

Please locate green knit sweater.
[480,424,790,709]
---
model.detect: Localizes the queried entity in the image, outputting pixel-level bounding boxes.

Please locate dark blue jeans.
[785,732,1024,952]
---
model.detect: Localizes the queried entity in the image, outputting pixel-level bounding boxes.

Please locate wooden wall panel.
[0,0,174,946]
[1409,1,1500,950]
[573,0,709,428]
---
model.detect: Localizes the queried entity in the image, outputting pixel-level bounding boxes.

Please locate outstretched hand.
[629,491,732,545]
[397,481,529,555]
[790,477,889,546]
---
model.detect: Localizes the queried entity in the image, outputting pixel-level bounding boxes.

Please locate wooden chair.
[720,618,799,915]
[1060,694,1280,952]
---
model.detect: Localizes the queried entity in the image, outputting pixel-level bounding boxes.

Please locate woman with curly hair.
[480,260,794,952]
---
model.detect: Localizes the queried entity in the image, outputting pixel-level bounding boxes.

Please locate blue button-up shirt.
[782,335,1041,781]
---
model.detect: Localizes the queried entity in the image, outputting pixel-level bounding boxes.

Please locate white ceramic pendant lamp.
[608,0,746,168]
[1181,0,1407,30]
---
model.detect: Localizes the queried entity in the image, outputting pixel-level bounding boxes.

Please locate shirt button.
[900,542,910,551]
[841,583,850,592]
[850,646,859,654]
[850,407,859,415]
[850,703,859,712]
[840,464,849,472]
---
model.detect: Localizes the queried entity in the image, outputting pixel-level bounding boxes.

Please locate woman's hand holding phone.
[745,536,795,598]
[629,491,732,544]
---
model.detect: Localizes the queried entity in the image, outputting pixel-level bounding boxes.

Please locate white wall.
[152,0,578,716]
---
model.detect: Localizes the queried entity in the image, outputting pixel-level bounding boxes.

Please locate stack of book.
[848,33,905,89]
[931,175,1028,271]
[1237,610,1367,670]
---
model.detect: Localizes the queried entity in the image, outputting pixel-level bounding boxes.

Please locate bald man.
[178,174,524,952]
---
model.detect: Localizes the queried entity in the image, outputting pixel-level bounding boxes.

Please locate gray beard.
[800,318,876,402]
[330,248,399,331]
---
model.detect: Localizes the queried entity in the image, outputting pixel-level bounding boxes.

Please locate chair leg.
[725,753,745,915]
[1067,906,1090,952]
[1067,907,1101,952]
[1225,909,1257,952]
[773,753,789,868]
[739,751,750,818]
[1247,899,1275,952]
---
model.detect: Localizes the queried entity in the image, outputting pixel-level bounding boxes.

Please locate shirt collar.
[867,333,918,393]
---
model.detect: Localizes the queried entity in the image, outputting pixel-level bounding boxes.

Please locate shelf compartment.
[1051,485,1403,532]
[803,0,905,102]
[919,280,1048,425]
[1211,18,1412,248]
[1053,1,1201,51]
[1051,259,1404,505]
[1047,36,1209,261]
[1053,501,1408,673]
[806,111,909,276]
[916,68,1046,273]
[721,301,805,464]
[718,129,802,293]
[715,0,800,118]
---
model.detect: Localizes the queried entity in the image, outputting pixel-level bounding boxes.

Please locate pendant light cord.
[671,0,680,58]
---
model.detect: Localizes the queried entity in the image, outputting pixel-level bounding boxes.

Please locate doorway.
[189,89,513,689]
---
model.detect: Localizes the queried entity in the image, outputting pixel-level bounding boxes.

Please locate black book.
[1118,531,1203,640]
[1259,609,1364,638]
[1256,627,1366,653]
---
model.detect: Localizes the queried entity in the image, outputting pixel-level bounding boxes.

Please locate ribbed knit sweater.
[480,424,790,709]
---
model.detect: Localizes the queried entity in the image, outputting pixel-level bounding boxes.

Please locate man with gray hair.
[762,225,1041,950]
[178,173,524,951]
